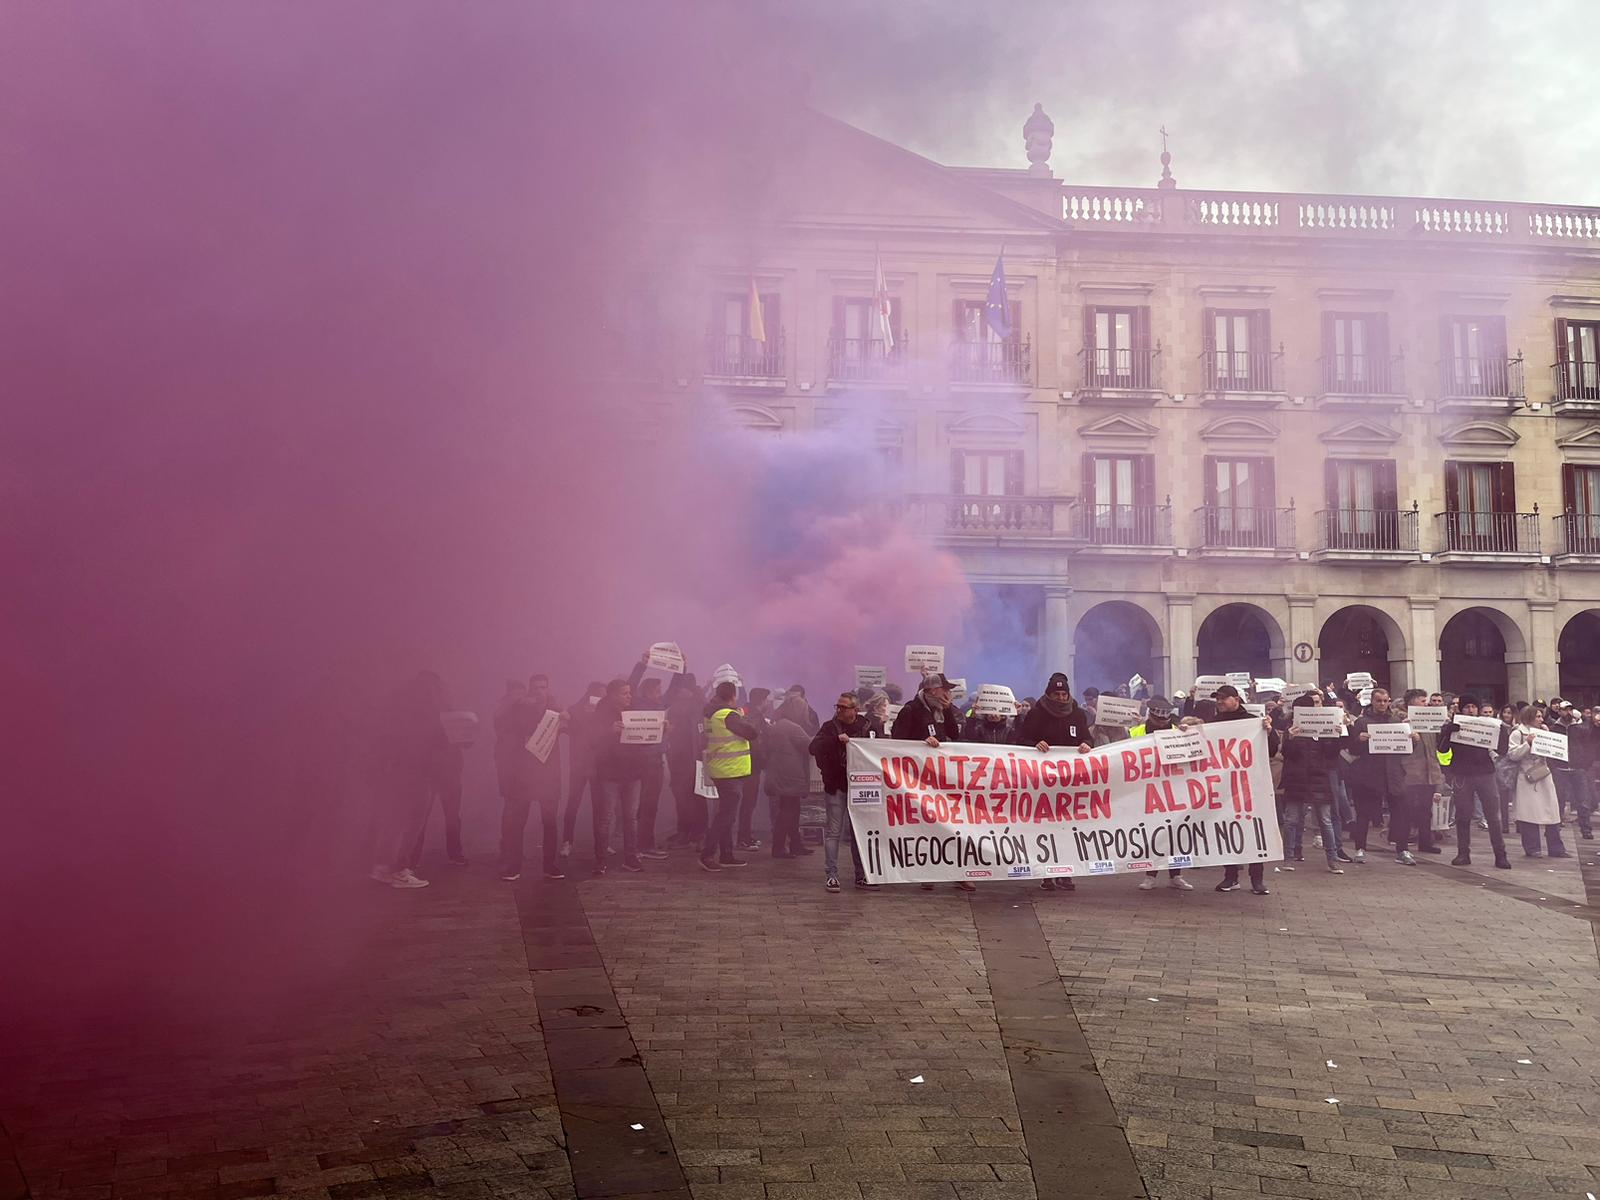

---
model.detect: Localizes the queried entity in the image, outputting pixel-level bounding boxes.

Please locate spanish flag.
[747,275,767,344]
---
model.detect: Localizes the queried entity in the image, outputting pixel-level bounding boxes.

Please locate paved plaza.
[6,833,1600,1200]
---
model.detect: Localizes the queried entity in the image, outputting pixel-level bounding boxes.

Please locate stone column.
[1166,593,1196,695]
[1529,602,1559,699]
[1043,586,1073,680]
[1406,600,1440,696]
[1287,597,1317,687]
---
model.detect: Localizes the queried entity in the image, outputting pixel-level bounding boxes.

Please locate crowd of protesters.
[368,657,1596,897]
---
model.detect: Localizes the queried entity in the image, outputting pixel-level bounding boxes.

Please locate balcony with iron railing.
[1071,499,1175,553]
[827,334,907,386]
[1552,357,1600,413]
[1196,348,1286,405]
[1553,512,1600,563]
[1438,353,1524,412]
[1076,345,1163,403]
[705,331,785,382]
[882,495,1079,542]
[1193,504,1296,556]
[949,337,1032,387]
[1316,352,1406,406]
[1433,508,1542,561]
[1311,505,1421,561]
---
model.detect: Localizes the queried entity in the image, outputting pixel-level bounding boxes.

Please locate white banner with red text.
[846,727,1281,884]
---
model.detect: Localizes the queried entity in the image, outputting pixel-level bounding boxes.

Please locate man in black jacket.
[1013,673,1092,892]
[1348,688,1410,864]
[891,673,964,745]
[809,692,883,892]
[1548,699,1593,838]
[1437,693,1512,868]
[1208,684,1280,895]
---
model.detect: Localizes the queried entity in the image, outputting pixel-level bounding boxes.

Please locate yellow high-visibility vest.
[704,707,752,780]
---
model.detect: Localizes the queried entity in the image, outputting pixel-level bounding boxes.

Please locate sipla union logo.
[1006,864,1033,878]
[965,869,994,879]
[1168,854,1194,869]
[1088,860,1116,875]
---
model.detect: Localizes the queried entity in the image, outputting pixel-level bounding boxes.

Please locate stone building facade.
[606,109,1600,705]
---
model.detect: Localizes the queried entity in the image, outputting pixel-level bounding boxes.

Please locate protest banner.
[1152,727,1206,764]
[948,678,967,703]
[440,710,479,746]
[1531,729,1570,762]
[621,710,666,745]
[1451,714,1503,749]
[1366,723,1413,754]
[1407,704,1448,734]
[1253,677,1287,696]
[1293,707,1345,739]
[855,665,887,690]
[693,762,720,799]
[1193,674,1229,696]
[1094,695,1143,727]
[974,685,1017,717]
[525,709,561,763]
[1226,671,1253,692]
[905,645,945,674]
[846,726,1280,884]
[646,642,685,673]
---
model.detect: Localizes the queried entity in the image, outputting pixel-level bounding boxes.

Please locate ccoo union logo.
[965,869,994,879]
[1126,860,1153,871]
[1044,863,1076,876]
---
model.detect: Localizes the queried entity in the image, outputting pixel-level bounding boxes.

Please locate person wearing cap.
[1014,673,1093,893]
[893,674,975,892]
[1205,684,1279,895]
[700,680,759,872]
[1546,698,1591,834]
[1127,698,1194,891]
[960,703,1013,744]
[810,692,883,892]
[1437,693,1512,869]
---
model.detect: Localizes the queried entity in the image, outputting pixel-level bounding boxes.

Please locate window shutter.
[1082,452,1096,503]
[1203,454,1219,506]
[831,297,845,339]
[1134,456,1156,506]
[1252,309,1270,349]
[1257,457,1276,509]
[1444,461,1460,513]
[953,299,968,342]
[1005,450,1024,495]
[1370,313,1389,362]
[1376,460,1399,510]
[1134,306,1152,352]
[1493,462,1516,514]
[1082,305,1096,353]
[1009,302,1022,347]
[1201,308,1216,355]
[1324,459,1340,509]
[1555,317,1570,365]
[1320,312,1336,358]
[1563,463,1577,513]
[1488,314,1507,358]
[951,450,966,496]
[763,294,780,339]
[1439,314,1455,367]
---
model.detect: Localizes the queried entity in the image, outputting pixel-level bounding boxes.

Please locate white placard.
[1407,704,1448,734]
[1243,703,1267,718]
[1293,707,1346,739]
[621,710,665,745]
[1531,729,1570,762]
[440,710,479,746]
[1450,714,1503,750]
[709,662,742,689]
[905,645,945,674]
[646,642,685,673]
[525,709,561,763]
[1357,688,1373,708]
[973,685,1017,717]
[1345,671,1375,690]
[1194,674,1229,696]
[884,703,903,724]
[1253,677,1287,696]
[1366,722,1413,754]
[1152,726,1207,764]
[1094,695,1143,726]
[693,761,720,798]
[855,665,886,689]
[1226,671,1253,691]
[947,677,968,703]
[1129,673,1148,694]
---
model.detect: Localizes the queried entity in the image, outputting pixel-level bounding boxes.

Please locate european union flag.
[984,252,1011,339]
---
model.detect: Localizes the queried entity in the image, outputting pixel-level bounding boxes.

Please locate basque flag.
[983,250,1011,339]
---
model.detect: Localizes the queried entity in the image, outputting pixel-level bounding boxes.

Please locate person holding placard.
[495,673,566,882]
[1206,686,1279,894]
[663,675,707,849]
[592,678,649,876]
[1437,694,1512,869]
[1507,707,1570,858]
[1389,691,1443,860]
[1281,693,1344,873]
[1348,689,1412,864]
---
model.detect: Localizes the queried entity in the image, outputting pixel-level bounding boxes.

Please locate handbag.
[1521,757,1552,785]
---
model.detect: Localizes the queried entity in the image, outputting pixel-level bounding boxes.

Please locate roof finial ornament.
[1023,103,1054,178]
[1157,125,1176,190]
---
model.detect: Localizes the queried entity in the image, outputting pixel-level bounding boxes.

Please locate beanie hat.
[1043,672,1070,694]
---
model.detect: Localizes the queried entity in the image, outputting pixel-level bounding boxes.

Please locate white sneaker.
[1352,849,1366,862]
[389,870,429,889]
[1169,877,1194,890]
[1138,877,1157,890]
[1312,835,1323,848]
[560,841,573,858]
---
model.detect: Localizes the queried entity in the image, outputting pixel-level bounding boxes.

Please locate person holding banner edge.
[1208,684,1278,895]
[810,692,881,892]
[1014,672,1092,893]
[1128,697,1195,890]
[893,673,976,892]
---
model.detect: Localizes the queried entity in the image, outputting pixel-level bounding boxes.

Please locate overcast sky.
[776,0,1600,206]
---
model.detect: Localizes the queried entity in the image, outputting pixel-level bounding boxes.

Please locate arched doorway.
[1318,605,1399,693]
[1073,601,1162,696]
[1439,608,1511,707]
[1559,611,1600,706]
[1196,603,1278,679]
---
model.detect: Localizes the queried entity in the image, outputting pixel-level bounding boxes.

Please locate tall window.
[1444,461,1516,550]
[1322,312,1391,394]
[951,449,1022,528]
[1563,463,1600,553]
[1557,319,1600,400]
[952,300,1022,382]
[1441,315,1508,397]
[1204,309,1270,390]
[832,296,902,377]
[1082,453,1156,543]
[709,292,780,376]
[1204,456,1276,546]
[1083,305,1153,388]
[1324,459,1400,549]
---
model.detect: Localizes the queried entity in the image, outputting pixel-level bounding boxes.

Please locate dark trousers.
[407,775,463,868]
[1517,820,1568,857]
[738,768,763,844]
[702,777,742,863]
[562,752,594,842]
[668,757,706,841]
[637,755,664,850]
[1348,782,1390,852]
[1221,863,1265,887]
[771,795,804,855]
[595,777,639,869]
[1452,772,1508,859]
[1392,784,1437,853]
[1553,769,1593,836]
[499,787,558,875]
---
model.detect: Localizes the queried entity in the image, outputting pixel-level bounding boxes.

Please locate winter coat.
[494,699,561,798]
[1279,734,1333,806]
[809,714,883,795]
[1011,700,1091,749]
[892,694,963,744]
[1349,711,1410,794]
[960,715,1013,744]
[665,691,704,765]
[762,717,814,797]
[1507,724,1561,825]
[1090,723,1128,748]
[1395,727,1443,790]
[1437,718,1507,776]
[592,695,651,782]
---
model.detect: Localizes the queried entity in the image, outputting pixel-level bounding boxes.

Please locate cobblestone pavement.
[5,823,1599,1200]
